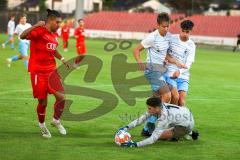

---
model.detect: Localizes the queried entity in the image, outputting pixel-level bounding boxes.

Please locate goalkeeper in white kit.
[117,97,199,147]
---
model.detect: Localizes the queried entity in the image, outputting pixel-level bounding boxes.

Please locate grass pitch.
[0,34,240,160]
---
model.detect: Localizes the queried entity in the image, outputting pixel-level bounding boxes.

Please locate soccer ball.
[115,130,132,146]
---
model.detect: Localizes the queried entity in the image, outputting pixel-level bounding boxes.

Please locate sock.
[11,55,19,61]
[52,117,59,123]
[24,59,28,68]
[53,99,65,120]
[37,103,47,123]
[39,122,46,128]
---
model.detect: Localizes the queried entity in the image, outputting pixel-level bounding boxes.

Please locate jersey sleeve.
[179,42,196,74]
[136,114,169,147]
[26,27,40,40]
[127,112,150,129]
[74,28,78,36]
[14,25,20,34]
[7,21,12,28]
[141,33,154,48]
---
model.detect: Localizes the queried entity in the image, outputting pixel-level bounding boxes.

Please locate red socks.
[53,100,65,120]
[37,103,47,123]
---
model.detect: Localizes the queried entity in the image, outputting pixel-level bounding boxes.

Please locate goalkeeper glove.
[121,141,137,147]
[118,126,129,131]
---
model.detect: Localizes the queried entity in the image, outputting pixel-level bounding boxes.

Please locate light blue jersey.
[15,23,32,56]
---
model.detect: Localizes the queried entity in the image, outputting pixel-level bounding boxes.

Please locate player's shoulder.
[32,26,46,34]
[187,38,196,48]
[169,34,179,41]
[145,29,159,40]
[26,23,32,27]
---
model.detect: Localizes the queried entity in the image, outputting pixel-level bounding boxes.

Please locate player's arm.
[133,44,145,71]
[20,21,45,39]
[53,50,69,68]
[165,53,188,78]
[118,112,150,131]
[179,44,196,74]
[165,54,187,69]
[123,118,169,147]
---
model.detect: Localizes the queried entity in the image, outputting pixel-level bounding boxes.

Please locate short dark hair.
[181,20,194,30]
[78,19,83,23]
[46,9,61,19]
[157,12,170,24]
[146,97,162,108]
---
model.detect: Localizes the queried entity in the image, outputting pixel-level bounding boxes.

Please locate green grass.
[0,34,240,160]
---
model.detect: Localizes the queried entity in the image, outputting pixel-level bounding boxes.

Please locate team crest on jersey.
[46,43,57,50]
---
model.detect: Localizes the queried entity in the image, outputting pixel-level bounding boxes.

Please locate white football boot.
[51,118,67,135]
[39,123,52,138]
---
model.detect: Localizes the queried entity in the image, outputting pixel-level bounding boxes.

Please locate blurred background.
[0,0,240,46]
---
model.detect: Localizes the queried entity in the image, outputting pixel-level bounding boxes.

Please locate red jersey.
[61,25,70,40]
[27,26,59,73]
[74,27,85,46]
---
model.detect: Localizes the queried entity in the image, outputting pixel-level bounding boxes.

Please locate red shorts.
[30,71,64,99]
[76,44,86,55]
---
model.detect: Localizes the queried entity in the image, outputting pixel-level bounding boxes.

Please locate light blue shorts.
[176,78,189,92]
[144,69,166,92]
[19,41,29,57]
[164,76,189,92]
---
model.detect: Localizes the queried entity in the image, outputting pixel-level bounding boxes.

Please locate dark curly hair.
[181,20,194,30]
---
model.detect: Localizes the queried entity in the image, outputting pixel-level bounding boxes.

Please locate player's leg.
[51,91,66,135]
[159,126,189,140]
[177,78,189,106]
[6,41,24,67]
[142,71,171,136]
[9,35,14,49]
[170,87,179,105]
[20,41,29,68]
[30,72,51,138]
[2,34,11,48]
[145,70,171,103]
[63,39,68,52]
[49,71,66,135]
[141,115,158,137]
[77,43,87,55]
[179,91,187,106]
[37,98,52,138]
[164,76,178,104]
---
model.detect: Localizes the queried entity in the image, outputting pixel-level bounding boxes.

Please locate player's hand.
[138,62,145,71]
[121,141,137,147]
[61,59,70,69]
[34,21,45,27]
[164,59,169,66]
[176,62,187,69]
[118,126,129,132]
[171,70,180,79]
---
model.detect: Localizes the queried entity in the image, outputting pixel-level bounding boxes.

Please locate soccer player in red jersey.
[74,19,86,55]
[20,9,69,138]
[61,20,70,52]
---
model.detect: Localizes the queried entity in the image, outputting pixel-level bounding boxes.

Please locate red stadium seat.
[83,11,240,37]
